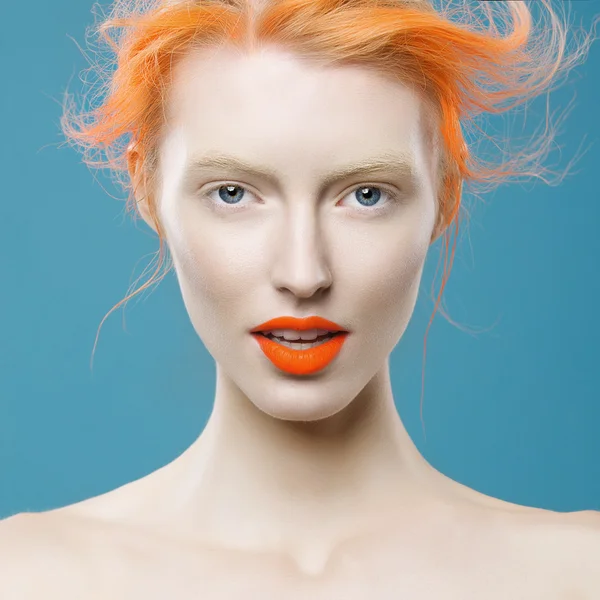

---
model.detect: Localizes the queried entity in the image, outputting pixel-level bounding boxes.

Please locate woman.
[2,0,599,597]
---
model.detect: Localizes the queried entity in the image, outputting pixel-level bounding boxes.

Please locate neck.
[151,361,455,564]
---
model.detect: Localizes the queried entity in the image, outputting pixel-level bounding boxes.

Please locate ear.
[127,143,158,234]
[429,203,445,244]
[430,173,463,243]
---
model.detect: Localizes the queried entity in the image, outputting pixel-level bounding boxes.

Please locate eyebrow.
[181,151,421,192]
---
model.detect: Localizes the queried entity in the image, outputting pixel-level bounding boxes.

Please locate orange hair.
[61,0,598,428]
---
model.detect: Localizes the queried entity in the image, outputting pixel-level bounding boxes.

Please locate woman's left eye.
[201,183,400,213]
[345,185,399,211]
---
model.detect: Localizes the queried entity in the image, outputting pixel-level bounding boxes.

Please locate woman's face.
[139,45,439,421]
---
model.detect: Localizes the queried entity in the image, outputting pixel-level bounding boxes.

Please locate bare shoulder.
[502,506,600,597]
[523,507,600,555]
[549,509,600,593]
[0,511,97,599]
[452,485,600,597]
[0,507,221,600]
[0,511,68,563]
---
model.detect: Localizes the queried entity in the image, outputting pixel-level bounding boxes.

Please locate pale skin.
[1,44,599,599]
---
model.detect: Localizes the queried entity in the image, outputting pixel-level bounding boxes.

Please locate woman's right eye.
[202,183,254,213]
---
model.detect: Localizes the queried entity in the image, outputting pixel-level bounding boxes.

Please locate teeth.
[274,328,302,341]
[263,328,333,341]
[298,329,322,341]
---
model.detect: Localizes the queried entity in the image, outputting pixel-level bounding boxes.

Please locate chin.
[252,389,353,422]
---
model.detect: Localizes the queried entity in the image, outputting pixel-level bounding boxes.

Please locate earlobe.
[430,205,444,243]
[127,144,157,234]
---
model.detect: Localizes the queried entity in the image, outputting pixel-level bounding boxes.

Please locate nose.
[270,209,333,299]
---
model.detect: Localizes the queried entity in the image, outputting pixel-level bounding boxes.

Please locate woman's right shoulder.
[0,511,92,600]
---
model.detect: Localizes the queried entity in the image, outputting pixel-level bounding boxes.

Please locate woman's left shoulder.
[518,507,600,596]
[553,508,600,560]
[465,496,600,596]
[532,506,600,546]
[555,509,600,596]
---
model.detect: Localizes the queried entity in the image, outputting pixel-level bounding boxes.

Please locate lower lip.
[251,332,349,375]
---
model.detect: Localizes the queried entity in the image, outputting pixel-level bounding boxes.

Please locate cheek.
[168,229,258,355]
[170,219,261,305]
[335,223,428,332]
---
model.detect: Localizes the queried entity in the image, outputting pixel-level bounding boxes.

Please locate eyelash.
[199,182,402,216]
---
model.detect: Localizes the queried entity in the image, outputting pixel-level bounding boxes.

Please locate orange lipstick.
[250,316,350,375]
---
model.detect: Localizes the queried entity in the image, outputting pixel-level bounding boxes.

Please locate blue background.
[1,0,598,519]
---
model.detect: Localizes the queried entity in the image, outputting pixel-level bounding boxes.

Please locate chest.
[84,535,578,600]
[84,562,576,600]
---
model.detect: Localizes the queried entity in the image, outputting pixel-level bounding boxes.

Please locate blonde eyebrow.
[182,151,421,192]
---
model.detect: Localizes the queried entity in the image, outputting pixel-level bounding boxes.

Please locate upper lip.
[250,316,349,333]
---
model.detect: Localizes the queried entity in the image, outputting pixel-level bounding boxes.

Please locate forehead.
[162,45,435,187]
